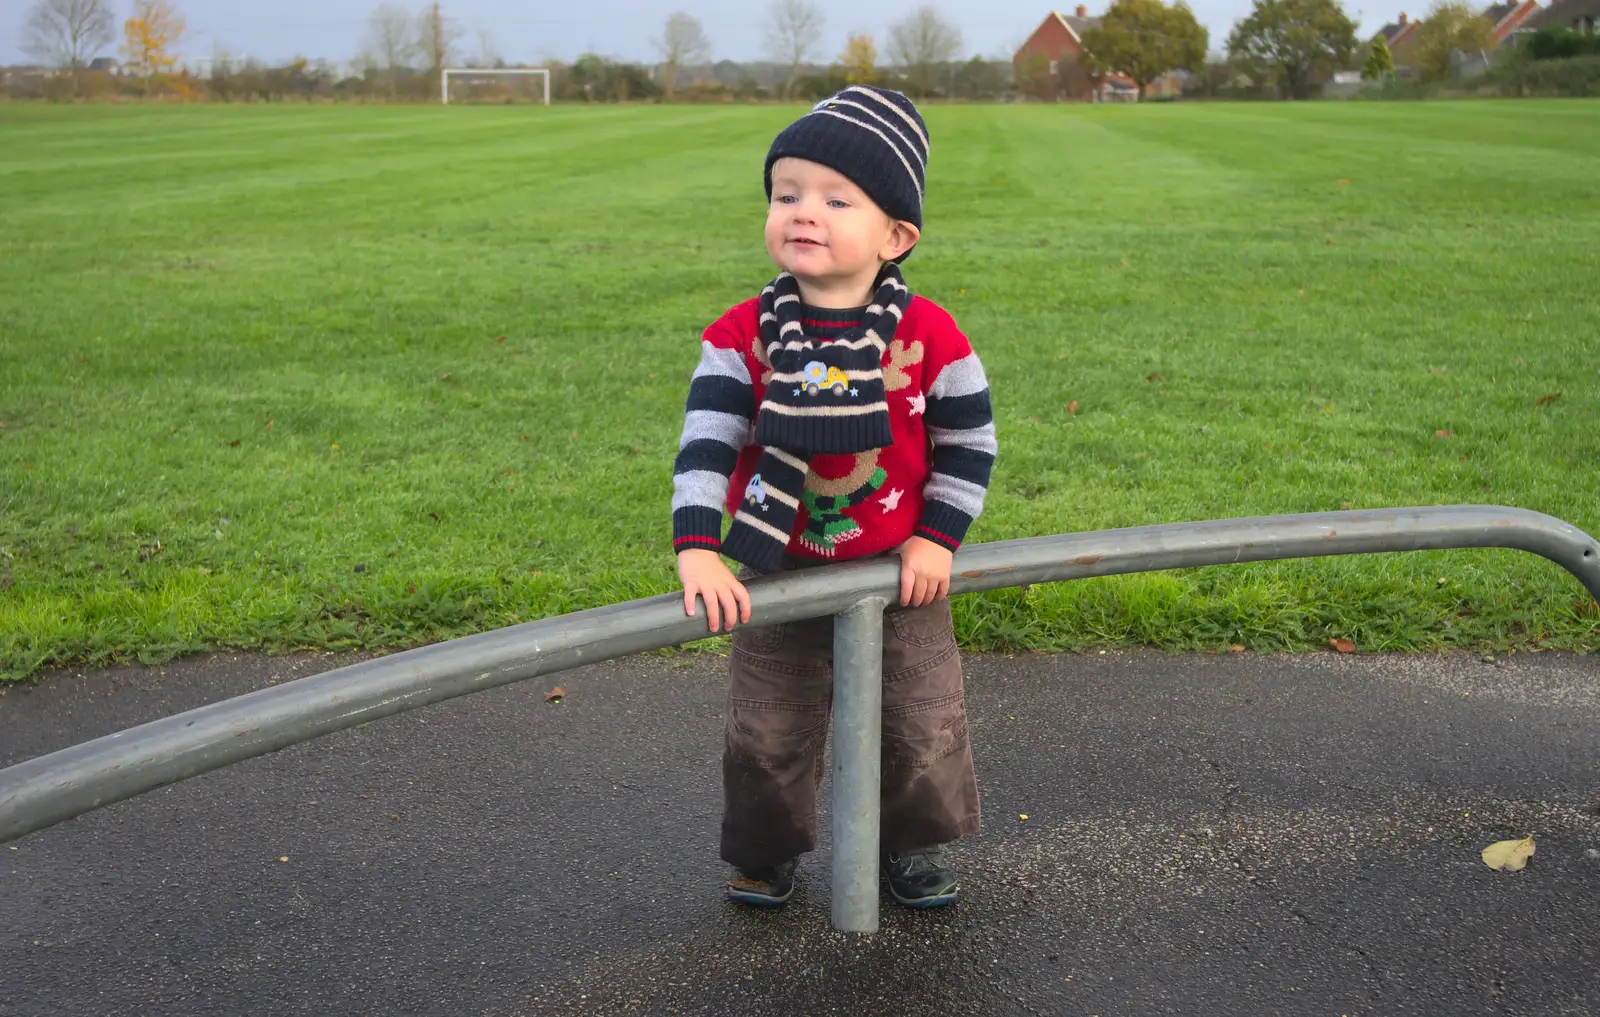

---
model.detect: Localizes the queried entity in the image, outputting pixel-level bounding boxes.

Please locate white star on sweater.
[879,487,904,513]
[908,393,926,416]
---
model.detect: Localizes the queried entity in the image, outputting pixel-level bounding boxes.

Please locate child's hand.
[677,549,752,633]
[896,536,953,607]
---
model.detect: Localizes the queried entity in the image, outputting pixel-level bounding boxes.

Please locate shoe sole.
[726,886,794,907]
[887,883,958,909]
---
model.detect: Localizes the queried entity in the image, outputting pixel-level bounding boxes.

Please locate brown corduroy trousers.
[720,563,981,870]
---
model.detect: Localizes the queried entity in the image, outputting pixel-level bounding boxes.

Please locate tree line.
[15,0,1599,103]
[13,0,994,102]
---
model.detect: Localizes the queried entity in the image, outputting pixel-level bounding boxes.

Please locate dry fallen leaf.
[1145,372,1161,382]
[1536,393,1561,406]
[1435,429,1453,438]
[1066,400,1079,416]
[1229,644,1246,653]
[1481,835,1535,872]
[1019,814,1029,821]
[1334,178,1351,185]
[1328,637,1356,654]
[545,686,565,703]
[278,856,289,863]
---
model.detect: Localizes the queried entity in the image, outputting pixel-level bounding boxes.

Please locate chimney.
[1398,12,1408,25]
[1076,4,1088,16]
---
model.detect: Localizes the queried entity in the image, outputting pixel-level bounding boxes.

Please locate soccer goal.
[440,67,550,105]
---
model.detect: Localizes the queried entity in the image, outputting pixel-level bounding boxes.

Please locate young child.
[670,86,996,909]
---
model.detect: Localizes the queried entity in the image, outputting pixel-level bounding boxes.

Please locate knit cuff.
[673,506,724,554]
[720,523,787,574]
[913,501,972,553]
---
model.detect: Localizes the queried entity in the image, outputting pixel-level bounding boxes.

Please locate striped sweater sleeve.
[915,346,996,553]
[671,325,755,554]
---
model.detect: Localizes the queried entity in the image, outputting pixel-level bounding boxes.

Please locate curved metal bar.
[3,504,1596,845]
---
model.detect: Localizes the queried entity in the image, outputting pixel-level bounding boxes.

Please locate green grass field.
[1,100,1597,680]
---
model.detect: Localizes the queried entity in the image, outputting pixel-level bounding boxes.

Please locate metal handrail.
[3,505,1597,932]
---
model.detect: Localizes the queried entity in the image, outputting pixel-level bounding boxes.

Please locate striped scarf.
[719,265,912,573]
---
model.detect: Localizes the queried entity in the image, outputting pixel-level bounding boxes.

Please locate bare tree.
[21,0,115,96]
[362,3,413,98]
[472,26,499,68]
[888,4,963,97]
[655,11,711,96]
[763,0,823,98]
[415,2,463,74]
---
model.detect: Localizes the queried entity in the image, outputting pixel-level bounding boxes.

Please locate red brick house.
[1013,7,1097,100]
[1012,7,1182,101]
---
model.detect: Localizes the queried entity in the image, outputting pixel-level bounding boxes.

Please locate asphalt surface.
[2,646,1598,1016]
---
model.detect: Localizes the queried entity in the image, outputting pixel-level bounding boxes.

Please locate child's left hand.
[895,536,953,607]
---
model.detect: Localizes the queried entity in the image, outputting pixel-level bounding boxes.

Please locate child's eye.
[776,194,798,205]
[828,199,850,209]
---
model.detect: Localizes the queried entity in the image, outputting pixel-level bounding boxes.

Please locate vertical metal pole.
[441,69,448,105]
[831,596,885,933]
[543,69,550,106]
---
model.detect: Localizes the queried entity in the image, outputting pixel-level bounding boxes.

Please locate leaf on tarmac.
[1328,637,1355,654]
[545,686,564,703]
[1481,836,1535,873]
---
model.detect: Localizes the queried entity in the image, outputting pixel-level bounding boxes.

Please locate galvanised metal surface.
[3,504,1597,930]
[830,596,887,933]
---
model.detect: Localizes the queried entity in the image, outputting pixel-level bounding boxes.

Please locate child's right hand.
[677,549,752,633]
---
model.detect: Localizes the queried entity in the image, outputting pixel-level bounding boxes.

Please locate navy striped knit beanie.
[764,86,930,260]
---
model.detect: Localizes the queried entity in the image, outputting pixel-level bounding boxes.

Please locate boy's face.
[765,157,918,292]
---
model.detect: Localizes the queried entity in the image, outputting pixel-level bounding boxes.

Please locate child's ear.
[879,219,921,263]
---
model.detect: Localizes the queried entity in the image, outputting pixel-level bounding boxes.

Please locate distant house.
[1482,0,1544,43]
[1373,11,1424,68]
[87,57,121,75]
[1377,3,1546,65]
[1012,7,1183,101]
[1527,0,1600,32]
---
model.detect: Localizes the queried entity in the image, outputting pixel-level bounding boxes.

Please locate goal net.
[440,67,551,105]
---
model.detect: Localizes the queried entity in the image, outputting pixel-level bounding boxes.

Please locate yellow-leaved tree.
[839,33,877,84]
[1414,1,1493,82]
[122,0,185,90]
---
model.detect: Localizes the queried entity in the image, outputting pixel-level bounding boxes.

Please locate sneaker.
[882,846,959,909]
[725,858,797,906]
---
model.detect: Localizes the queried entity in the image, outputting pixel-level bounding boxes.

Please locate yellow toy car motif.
[802,360,849,397]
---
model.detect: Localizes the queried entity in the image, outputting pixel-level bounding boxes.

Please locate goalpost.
[440,67,550,105]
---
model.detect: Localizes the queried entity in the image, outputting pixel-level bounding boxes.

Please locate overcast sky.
[4,0,1415,68]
